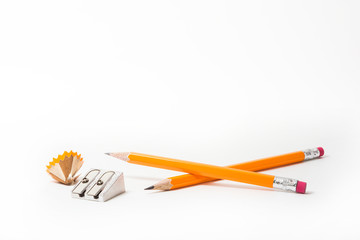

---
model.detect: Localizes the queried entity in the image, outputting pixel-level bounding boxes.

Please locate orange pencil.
[146,147,324,191]
[105,148,322,194]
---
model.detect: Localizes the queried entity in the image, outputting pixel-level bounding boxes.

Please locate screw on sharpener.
[87,171,115,199]
[72,169,125,202]
[72,169,100,197]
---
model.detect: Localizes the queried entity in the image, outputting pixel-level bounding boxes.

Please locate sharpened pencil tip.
[105,152,131,161]
[144,185,155,190]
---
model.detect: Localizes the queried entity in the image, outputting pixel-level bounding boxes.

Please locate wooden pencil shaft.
[127,153,276,188]
[169,151,305,189]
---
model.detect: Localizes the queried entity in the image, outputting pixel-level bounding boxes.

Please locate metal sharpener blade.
[72,169,125,202]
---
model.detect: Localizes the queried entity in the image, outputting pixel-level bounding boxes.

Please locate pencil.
[145,147,324,191]
[105,149,321,194]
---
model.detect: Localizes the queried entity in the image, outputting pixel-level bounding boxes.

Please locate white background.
[1,1,360,239]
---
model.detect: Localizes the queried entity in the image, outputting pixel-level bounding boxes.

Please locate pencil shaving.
[46,151,84,185]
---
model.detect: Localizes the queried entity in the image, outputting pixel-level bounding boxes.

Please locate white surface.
[1,1,360,239]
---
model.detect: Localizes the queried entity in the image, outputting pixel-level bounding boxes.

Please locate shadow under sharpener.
[72,169,125,202]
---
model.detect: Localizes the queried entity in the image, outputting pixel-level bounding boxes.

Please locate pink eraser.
[296,181,307,194]
[317,147,324,157]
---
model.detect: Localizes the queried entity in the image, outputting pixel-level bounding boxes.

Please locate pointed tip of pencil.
[144,185,155,190]
[104,152,131,161]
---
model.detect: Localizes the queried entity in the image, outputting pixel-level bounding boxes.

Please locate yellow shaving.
[46,151,83,169]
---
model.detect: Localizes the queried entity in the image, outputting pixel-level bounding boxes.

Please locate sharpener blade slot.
[87,171,115,199]
[72,169,100,197]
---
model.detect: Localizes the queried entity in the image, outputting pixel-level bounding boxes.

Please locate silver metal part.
[273,176,298,192]
[87,171,115,198]
[72,169,100,196]
[303,148,320,160]
[72,169,125,202]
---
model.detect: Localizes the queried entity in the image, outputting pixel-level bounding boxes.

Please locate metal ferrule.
[273,176,298,192]
[303,148,320,160]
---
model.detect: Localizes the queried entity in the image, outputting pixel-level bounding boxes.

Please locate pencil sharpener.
[72,169,125,202]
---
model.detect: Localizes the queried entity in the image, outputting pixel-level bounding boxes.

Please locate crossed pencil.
[106,147,324,194]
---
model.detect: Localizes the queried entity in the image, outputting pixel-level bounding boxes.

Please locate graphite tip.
[144,185,155,190]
